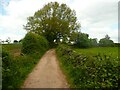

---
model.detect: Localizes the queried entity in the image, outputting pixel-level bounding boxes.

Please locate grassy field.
[2,44,21,51]
[74,47,119,59]
[2,44,21,57]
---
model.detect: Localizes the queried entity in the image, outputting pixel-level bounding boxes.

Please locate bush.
[21,32,49,54]
[2,42,48,89]
[2,50,13,88]
[56,44,119,88]
[2,48,46,89]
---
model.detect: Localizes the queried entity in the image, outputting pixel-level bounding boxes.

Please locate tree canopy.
[24,2,80,45]
[75,33,91,48]
[13,40,18,44]
[99,34,114,46]
[6,37,11,44]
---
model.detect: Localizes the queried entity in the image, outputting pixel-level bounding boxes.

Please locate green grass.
[2,44,22,56]
[2,44,47,89]
[2,44,21,51]
[56,44,119,88]
[74,47,118,59]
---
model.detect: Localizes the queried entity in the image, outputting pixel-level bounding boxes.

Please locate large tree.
[6,37,11,44]
[24,2,80,45]
[75,33,91,48]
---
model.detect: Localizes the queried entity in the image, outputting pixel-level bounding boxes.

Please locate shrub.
[56,44,119,88]
[2,50,13,88]
[2,41,48,89]
[2,49,46,89]
[21,32,49,54]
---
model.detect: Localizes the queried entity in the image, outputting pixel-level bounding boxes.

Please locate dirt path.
[22,49,69,88]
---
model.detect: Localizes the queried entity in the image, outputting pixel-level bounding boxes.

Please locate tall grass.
[2,44,21,56]
[2,44,21,51]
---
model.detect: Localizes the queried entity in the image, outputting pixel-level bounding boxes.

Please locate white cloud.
[0,0,118,43]
[69,0,118,42]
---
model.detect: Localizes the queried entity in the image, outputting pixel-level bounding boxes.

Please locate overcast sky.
[0,0,119,43]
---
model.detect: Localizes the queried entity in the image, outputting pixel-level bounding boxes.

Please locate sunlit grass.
[74,47,119,59]
[2,44,21,56]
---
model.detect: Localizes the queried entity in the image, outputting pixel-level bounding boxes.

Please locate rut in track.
[22,49,69,88]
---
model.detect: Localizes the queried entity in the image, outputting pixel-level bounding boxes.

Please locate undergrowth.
[56,44,119,89]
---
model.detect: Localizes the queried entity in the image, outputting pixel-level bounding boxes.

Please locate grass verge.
[56,44,119,88]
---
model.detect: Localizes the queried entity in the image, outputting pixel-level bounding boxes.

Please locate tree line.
[74,33,115,48]
[1,2,119,48]
[0,38,22,44]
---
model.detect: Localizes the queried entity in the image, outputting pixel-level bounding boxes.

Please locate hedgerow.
[2,50,44,90]
[2,46,47,89]
[56,44,119,88]
[21,32,49,54]
[2,32,49,89]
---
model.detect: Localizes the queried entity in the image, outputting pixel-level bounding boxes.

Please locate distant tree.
[75,33,91,48]
[90,38,98,47]
[6,37,11,44]
[69,31,80,43]
[0,39,1,44]
[114,43,120,47]
[105,34,110,40]
[2,41,4,44]
[99,34,114,46]
[13,40,18,44]
[19,39,23,43]
[24,2,80,46]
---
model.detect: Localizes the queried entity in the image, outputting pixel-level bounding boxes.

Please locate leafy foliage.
[99,34,114,47]
[74,33,115,48]
[19,39,23,43]
[24,2,80,45]
[2,50,13,88]
[56,44,119,88]
[21,32,48,54]
[74,33,91,48]
[13,40,18,44]
[89,38,98,47]
[2,45,47,89]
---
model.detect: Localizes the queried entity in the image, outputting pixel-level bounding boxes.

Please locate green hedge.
[21,32,49,54]
[2,32,49,89]
[56,44,119,88]
[2,49,46,89]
